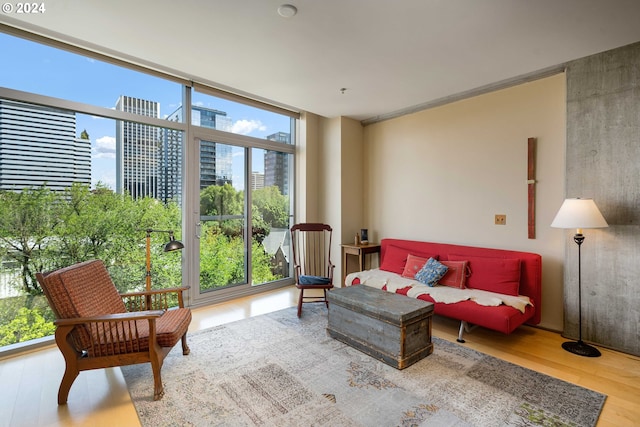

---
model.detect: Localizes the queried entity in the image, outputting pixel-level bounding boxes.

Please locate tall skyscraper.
[264,132,290,195]
[159,125,183,205]
[115,95,161,199]
[250,171,264,190]
[167,105,234,189]
[0,99,90,192]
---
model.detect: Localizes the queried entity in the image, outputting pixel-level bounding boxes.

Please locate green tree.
[0,179,290,347]
[129,195,184,292]
[0,306,56,346]
[54,183,133,265]
[0,293,53,347]
[0,184,185,347]
[252,186,289,228]
[199,222,245,291]
[252,240,277,284]
[251,204,270,244]
[200,183,243,217]
[200,183,246,238]
[198,224,276,289]
[0,186,59,294]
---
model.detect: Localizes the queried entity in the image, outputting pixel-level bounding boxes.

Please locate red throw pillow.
[380,245,409,274]
[447,255,521,296]
[380,245,438,275]
[439,260,469,289]
[401,254,429,279]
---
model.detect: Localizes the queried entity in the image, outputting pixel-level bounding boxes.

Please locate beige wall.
[318,118,341,227]
[361,74,567,331]
[339,117,364,245]
[312,116,364,282]
[295,112,319,223]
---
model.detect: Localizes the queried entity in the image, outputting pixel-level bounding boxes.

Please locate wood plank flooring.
[1,287,638,427]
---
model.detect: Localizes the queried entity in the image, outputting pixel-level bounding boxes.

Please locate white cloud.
[92,170,116,190]
[232,119,266,135]
[93,135,116,159]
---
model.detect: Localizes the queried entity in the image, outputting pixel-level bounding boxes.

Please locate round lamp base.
[562,340,601,357]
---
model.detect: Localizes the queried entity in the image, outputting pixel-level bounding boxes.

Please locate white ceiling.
[3,0,640,122]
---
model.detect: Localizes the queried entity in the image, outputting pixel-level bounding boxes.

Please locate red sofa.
[348,238,542,342]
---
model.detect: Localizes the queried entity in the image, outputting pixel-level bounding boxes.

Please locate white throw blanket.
[345,269,532,313]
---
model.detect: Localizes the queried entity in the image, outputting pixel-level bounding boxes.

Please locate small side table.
[341,243,381,286]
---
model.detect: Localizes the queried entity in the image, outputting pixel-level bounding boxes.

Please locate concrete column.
[565,41,640,356]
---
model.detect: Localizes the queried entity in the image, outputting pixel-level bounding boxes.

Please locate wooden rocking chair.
[290,223,335,317]
[36,259,191,404]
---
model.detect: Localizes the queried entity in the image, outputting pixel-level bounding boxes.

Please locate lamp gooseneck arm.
[143,228,183,295]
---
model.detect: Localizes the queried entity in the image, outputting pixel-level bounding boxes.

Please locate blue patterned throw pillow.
[415,257,449,287]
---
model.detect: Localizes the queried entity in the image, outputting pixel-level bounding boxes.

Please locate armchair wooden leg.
[150,356,164,401]
[54,327,80,405]
[181,333,190,355]
[297,289,303,318]
[58,363,79,405]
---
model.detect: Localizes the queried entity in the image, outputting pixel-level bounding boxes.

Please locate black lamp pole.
[561,233,601,357]
[551,198,607,358]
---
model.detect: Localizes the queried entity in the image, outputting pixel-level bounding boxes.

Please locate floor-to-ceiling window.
[0,28,298,352]
[189,87,295,304]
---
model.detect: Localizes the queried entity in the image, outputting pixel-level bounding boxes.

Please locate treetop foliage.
[0,182,291,347]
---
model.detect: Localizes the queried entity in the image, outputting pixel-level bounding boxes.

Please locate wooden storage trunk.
[327,285,433,369]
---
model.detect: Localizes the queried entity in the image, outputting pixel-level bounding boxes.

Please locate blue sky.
[0,32,290,190]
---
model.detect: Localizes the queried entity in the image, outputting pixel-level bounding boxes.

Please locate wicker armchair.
[36,259,191,404]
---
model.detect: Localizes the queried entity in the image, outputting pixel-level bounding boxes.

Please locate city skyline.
[0,32,292,191]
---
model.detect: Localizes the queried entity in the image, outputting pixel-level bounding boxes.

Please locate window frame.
[0,26,299,355]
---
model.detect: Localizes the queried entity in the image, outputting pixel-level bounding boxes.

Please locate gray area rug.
[122,305,606,426]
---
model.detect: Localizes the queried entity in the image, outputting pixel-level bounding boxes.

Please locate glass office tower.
[0,99,90,192]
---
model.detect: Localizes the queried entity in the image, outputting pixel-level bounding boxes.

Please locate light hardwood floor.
[1,286,638,427]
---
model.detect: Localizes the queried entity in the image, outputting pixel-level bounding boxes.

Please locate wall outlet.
[495,214,506,225]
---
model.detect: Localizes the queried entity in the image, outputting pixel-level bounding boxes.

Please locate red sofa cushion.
[380,244,438,275]
[448,254,521,296]
[439,260,468,289]
[401,254,429,279]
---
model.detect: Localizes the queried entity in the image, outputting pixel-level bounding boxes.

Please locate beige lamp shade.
[551,198,608,231]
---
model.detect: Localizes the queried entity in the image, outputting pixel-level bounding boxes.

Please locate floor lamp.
[145,228,184,292]
[551,198,608,357]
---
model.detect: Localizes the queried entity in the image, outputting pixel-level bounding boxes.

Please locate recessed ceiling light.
[277,4,297,18]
